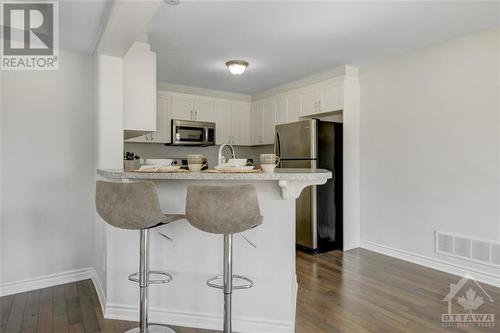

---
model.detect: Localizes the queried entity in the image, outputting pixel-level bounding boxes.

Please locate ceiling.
[59,0,111,54]
[148,1,500,95]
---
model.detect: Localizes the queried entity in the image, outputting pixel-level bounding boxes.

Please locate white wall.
[0,50,96,287]
[359,28,500,280]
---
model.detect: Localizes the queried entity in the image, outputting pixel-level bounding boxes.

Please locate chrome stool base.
[128,271,173,285]
[207,274,253,290]
[125,324,176,333]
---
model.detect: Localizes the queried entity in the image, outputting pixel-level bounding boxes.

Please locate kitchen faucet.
[218,143,236,166]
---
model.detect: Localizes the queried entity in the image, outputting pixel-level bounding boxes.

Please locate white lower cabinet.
[215,101,251,145]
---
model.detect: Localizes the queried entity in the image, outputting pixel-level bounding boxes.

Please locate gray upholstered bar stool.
[185,184,263,333]
[95,181,184,333]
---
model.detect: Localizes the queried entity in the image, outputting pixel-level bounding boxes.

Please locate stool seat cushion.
[185,184,263,234]
[96,181,184,230]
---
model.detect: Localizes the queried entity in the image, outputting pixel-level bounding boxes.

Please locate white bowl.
[227,158,248,167]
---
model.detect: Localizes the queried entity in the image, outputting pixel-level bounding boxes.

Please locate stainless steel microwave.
[170,119,216,146]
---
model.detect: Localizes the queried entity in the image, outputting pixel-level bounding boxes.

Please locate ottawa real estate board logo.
[1,1,59,70]
[442,274,495,328]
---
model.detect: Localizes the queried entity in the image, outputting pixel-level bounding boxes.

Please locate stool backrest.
[185,184,263,234]
[95,181,166,230]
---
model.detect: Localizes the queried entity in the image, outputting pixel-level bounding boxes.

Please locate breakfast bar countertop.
[97,168,332,181]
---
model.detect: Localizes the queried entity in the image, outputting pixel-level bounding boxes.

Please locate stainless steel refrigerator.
[274,119,343,253]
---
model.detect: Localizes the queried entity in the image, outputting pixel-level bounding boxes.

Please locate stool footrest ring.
[206,274,254,290]
[128,270,173,284]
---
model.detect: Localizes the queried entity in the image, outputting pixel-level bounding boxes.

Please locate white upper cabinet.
[275,96,287,125]
[300,86,318,116]
[171,95,194,120]
[250,98,276,145]
[251,102,264,144]
[231,103,251,145]
[152,94,171,143]
[262,99,276,144]
[194,98,215,122]
[214,101,232,145]
[123,42,157,138]
[317,80,344,113]
[286,94,301,122]
[126,93,172,143]
[171,95,214,122]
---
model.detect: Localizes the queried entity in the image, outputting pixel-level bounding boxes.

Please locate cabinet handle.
[150,133,154,141]
[318,101,321,111]
[195,111,198,120]
[232,136,235,144]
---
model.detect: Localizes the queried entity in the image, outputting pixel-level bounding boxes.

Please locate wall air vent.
[435,231,500,268]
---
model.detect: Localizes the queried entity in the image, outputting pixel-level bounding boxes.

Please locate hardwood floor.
[1,249,499,332]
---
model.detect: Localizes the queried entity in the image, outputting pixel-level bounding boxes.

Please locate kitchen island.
[97,168,332,333]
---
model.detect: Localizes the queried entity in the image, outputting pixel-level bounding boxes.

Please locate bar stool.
[185,184,263,333]
[95,181,184,333]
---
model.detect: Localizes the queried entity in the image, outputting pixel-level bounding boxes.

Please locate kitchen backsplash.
[124,143,273,167]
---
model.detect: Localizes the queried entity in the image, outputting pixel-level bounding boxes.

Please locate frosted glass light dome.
[225,60,249,75]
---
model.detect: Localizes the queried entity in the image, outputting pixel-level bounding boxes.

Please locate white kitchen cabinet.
[123,42,157,139]
[151,94,171,143]
[215,101,251,145]
[300,87,317,116]
[214,101,232,145]
[194,98,214,122]
[126,94,171,143]
[275,96,287,125]
[251,99,275,145]
[231,103,251,145]
[262,99,276,144]
[171,95,214,122]
[317,80,344,113]
[286,94,301,122]
[171,95,194,121]
[251,102,264,144]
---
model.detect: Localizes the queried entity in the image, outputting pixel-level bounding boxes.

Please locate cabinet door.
[286,94,301,123]
[194,98,214,122]
[318,81,343,112]
[300,87,318,115]
[150,95,171,143]
[262,99,276,144]
[275,96,287,125]
[171,95,194,120]
[123,43,156,132]
[231,103,251,145]
[251,102,264,144]
[214,102,232,145]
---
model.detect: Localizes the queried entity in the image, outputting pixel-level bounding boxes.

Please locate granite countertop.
[97,168,332,181]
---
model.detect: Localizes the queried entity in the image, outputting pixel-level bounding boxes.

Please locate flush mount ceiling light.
[225,60,249,75]
[164,0,180,5]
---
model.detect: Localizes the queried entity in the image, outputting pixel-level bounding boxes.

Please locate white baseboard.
[0,267,94,297]
[90,270,107,314]
[105,302,293,333]
[360,240,500,288]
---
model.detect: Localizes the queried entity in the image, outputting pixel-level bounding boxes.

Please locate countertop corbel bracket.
[277,178,328,200]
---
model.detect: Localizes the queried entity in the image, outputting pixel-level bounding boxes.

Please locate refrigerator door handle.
[274,131,282,167]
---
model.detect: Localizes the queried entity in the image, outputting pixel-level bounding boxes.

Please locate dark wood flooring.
[1,249,499,332]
